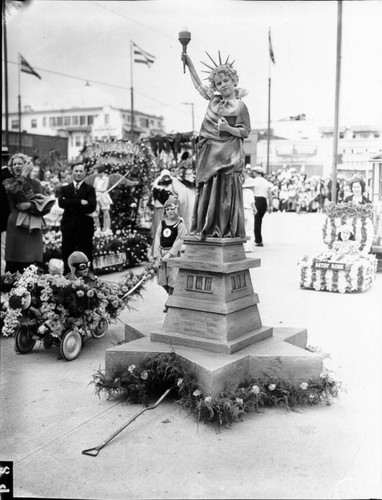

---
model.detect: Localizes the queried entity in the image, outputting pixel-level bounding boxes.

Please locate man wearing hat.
[58,160,97,275]
[251,166,273,247]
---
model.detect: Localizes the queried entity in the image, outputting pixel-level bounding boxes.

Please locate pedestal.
[105,237,323,398]
[151,237,272,353]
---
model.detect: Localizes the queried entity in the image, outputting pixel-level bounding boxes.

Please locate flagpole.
[18,53,22,152]
[331,0,342,203]
[266,29,272,175]
[130,41,134,142]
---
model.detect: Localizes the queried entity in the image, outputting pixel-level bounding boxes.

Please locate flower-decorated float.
[80,138,158,272]
[1,262,158,360]
[298,202,378,292]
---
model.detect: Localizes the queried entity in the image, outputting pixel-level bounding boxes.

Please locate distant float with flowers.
[298,202,377,293]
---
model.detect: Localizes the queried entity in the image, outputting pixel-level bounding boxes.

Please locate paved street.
[1,212,381,499]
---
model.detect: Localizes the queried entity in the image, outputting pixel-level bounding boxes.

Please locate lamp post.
[181,102,195,132]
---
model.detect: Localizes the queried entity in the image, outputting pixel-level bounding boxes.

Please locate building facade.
[252,121,382,179]
[2,105,165,159]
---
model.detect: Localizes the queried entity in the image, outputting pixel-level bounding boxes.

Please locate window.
[43,117,47,127]
[87,115,94,125]
[231,273,247,292]
[80,115,86,126]
[11,120,19,130]
[185,275,213,293]
[64,116,71,126]
[57,117,63,126]
[72,116,79,126]
[75,136,82,146]
[31,119,37,128]
[104,114,109,125]
[141,118,149,128]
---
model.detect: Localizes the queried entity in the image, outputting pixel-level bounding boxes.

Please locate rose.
[193,389,202,397]
[177,378,183,387]
[251,385,260,395]
[87,289,95,298]
[235,398,243,405]
[204,396,212,404]
[140,371,148,380]
[300,382,308,390]
[268,384,276,391]
[128,364,136,374]
[77,290,84,297]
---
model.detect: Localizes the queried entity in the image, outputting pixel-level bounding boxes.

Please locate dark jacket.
[58,182,97,229]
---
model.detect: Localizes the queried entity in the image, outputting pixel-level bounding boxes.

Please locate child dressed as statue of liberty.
[182,52,251,240]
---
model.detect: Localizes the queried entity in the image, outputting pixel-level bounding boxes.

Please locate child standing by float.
[153,196,187,312]
[93,165,113,235]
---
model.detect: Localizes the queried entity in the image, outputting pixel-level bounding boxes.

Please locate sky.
[3,0,382,133]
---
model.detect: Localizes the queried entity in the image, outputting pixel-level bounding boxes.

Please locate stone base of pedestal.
[105,327,323,398]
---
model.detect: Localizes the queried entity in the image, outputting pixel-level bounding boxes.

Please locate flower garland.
[81,138,158,179]
[91,352,342,432]
[1,261,159,339]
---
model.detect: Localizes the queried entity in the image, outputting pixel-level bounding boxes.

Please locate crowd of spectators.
[262,168,363,214]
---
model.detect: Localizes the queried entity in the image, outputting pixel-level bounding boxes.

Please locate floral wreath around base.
[91,350,342,432]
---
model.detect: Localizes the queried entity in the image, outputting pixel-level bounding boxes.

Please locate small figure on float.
[66,251,97,287]
[153,196,187,312]
[181,49,251,239]
[330,224,361,262]
[93,164,113,236]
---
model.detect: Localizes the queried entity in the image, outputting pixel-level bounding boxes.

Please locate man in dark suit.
[58,161,97,274]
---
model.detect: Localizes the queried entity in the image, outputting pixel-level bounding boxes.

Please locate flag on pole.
[268,29,275,64]
[133,42,156,67]
[20,54,41,79]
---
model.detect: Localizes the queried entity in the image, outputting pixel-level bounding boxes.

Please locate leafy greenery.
[91,351,342,432]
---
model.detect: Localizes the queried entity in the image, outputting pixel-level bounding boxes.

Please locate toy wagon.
[2,263,156,360]
[298,203,378,293]
[14,305,109,361]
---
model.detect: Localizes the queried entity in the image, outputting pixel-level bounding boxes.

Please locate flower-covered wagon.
[1,263,157,360]
[298,203,378,293]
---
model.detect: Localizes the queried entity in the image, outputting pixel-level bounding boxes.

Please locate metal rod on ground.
[82,388,171,457]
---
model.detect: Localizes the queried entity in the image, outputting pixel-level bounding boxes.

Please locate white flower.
[128,364,136,374]
[140,371,148,380]
[193,389,202,397]
[177,378,183,387]
[37,324,48,334]
[235,398,243,405]
[251,385,260,395]
[204,396,212,404]
[268,384,276,391]
[300,382,308,390]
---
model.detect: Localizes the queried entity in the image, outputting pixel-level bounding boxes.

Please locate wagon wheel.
[15,325,36,354]
[60,329,83,361]
[91,318,109,339]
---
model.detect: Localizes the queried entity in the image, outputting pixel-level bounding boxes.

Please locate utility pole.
[2,8,9,151]
[130,41,134,141]
[331,0,343,203]
[181,102,195,132]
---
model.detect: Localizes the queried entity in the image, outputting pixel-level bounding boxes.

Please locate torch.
[178,28,191,73]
